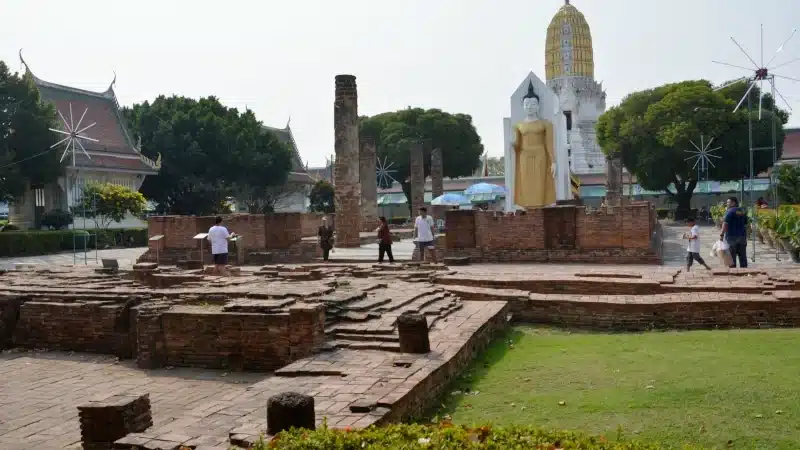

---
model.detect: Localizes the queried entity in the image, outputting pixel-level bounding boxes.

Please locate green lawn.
[432,327,800,449]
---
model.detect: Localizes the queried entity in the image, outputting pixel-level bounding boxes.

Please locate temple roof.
[21,52,159,174]
[262,122,314,185]
[545,1,595,81]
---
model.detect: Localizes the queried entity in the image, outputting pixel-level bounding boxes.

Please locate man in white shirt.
[207,216,236,276]
[414,207,437,263]
[684,217,710,271]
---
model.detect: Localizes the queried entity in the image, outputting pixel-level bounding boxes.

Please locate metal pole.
[771,76,780,261]
[748,91,756,262]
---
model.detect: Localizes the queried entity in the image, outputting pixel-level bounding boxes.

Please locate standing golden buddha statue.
[511,82,556,208]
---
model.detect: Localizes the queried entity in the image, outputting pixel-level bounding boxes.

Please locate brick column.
[430,148,444,223]
[605,153,623,207]
[409,140,425,216]
[333,75,362,247]
[360,138,378,231]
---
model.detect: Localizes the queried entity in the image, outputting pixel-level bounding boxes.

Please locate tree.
[0,61,62,202]
[486,156,504,176]
[597,79,787,216]
[76,183,146,229]
[359,108,484,210]
[123,96,293,215]
[309,180,335,214]
[776,164,800,204]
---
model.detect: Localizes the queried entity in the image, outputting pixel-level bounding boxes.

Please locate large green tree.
[359,108,484,208]
[596,79,788,216]
[0,61,62,202]
[308,180,335,214]
[123,96,293,215]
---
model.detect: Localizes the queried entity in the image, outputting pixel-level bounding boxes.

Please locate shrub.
[253,423,705,449]
[655,208,669,220]
[41,209,74,230]
[1,223,20,232]
[0,227,148,257]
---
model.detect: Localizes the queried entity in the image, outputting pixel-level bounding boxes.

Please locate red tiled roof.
[783,128,800,160]
[36,83,135,156]
[74,153,156,172]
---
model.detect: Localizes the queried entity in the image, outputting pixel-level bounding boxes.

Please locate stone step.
[428,303,463,329]
[327,326,395,335]
[393,293,448,316]
[330,332,398,343]
[326,340,401,352]
[346,294,392,312]
[373,290,439,314]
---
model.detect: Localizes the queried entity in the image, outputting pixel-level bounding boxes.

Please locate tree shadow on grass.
[417,326,526,423]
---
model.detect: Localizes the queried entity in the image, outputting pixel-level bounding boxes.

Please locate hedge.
[0,228,147,257]
[249,423,706,449]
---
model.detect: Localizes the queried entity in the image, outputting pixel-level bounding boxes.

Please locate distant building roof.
[21,53,160,174]
[783,128,800,161]
[262,122,314,185]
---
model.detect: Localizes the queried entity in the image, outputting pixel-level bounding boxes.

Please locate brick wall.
[444,203,659,264]
[141,303,326,371]
[14,301,131,356]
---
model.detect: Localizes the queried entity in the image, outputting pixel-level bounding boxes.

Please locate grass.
[431,327,800,449]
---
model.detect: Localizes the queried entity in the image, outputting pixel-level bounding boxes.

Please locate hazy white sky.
[2,0,798,167]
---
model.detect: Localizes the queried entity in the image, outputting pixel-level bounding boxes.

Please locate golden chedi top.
[545,0,595,80]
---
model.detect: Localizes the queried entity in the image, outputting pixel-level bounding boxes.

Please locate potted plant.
[775,207,800,261]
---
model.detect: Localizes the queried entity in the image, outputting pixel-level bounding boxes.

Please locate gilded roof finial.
[18,49,31,74]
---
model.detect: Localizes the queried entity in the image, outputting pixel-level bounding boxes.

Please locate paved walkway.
[0,223,795,270]
[660,223,791,268]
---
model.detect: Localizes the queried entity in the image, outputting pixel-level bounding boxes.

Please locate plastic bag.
[717,239,730,251]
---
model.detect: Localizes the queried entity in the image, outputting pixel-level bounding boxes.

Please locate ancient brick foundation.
[443,203,661,264]
[140,213,329,265]
[78,394,152,450]
[333,74,362,247]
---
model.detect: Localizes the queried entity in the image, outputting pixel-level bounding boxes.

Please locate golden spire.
[545,1,595,80]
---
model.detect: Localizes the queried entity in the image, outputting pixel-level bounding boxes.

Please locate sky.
[1,0,799,168]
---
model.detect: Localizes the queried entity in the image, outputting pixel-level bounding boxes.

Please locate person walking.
[720,196,749,268]
[377,216,394,263]
[207,216,236,276]
[414,207,437,263]
[318,216,334,262]
[684,217,711,271]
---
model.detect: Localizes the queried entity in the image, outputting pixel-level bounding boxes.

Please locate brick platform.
[444,204,661,264]
[78,394,152,450]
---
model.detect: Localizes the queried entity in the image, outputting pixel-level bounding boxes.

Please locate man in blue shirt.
[719,196,749,268]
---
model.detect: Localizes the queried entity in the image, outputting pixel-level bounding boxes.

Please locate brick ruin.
[333,75,362,247]
[360,138,378,232]
[443,202,661,264]
[3,261,800,448]
[138,213,415,266]
[409,140,425,215]
[430,147,444,223]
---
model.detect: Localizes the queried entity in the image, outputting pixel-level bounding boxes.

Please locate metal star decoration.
[50,103,98,165]
[713,25,797,119]
[376,156,398,188]
[684,135,722,174]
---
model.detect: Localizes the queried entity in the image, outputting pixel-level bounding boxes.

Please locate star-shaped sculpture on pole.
[684,135,722,176]
[376,156,398,188]
[50,104,98,165]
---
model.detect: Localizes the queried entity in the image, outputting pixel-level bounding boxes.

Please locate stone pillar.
[360,138,378,231]
[409,140,425,217]
[267,392,315,435]
[8,189,35,230]
[605,153,623,207]
[430,148,444,223]
[333,75,362,247]
[397,313,431,354]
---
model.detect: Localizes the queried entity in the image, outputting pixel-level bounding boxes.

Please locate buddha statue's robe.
[513,119,556,208]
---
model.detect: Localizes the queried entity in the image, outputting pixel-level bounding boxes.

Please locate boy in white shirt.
[684,217,711,271]
[414,207,437,263]
[207,216,236,276]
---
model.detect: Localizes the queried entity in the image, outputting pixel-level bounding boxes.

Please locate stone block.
[176,259,203,270]
[133,262,158,271]
[78,393,152,449]
[443,256,470,266]
[267,392,315,435]
[397,313,431,354]
[409,140,425,214]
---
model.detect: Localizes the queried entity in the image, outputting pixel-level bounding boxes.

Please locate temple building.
[545,0,607,174]
[10,53,161,229]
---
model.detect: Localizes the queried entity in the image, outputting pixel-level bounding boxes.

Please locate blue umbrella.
[464,182,507,196]
[431,193,471,206]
